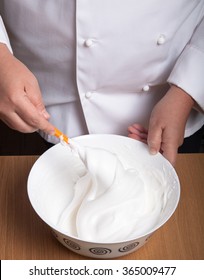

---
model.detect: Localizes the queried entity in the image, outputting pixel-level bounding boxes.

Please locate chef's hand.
[0,43,55,134]
[128,85,195,166]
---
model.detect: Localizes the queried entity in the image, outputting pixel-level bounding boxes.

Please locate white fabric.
[0,0,204,143]
[0,16,12,53]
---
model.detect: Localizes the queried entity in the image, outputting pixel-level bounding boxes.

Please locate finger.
[25,81,50,119]
[147,123,163,155]
[128,128,148,140]
[14,93,55,134]
[128,123,148,134]
[128,133,147,144]
[132,123,148,134]
[128,124,148,140]
[1,112,38,133]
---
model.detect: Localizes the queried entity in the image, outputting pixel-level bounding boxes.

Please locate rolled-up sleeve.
[168,16,204,111]
[0,15,12,53]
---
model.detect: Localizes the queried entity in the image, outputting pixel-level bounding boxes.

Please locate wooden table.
[0,154,203,260]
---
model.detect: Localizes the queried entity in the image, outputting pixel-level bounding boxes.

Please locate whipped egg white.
[56,141,168,242]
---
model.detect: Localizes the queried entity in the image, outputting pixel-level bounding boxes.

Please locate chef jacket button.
[157,34,166,45]
[84,39,94,47]
[85,91,93,99]
[142,85,150,92]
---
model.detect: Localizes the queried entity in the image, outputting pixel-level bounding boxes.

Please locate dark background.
[0,120,204,155]
[0,120,50,155]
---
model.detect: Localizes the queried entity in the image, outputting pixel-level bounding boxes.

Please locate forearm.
[168,16,204,112]
[167,85,195,117]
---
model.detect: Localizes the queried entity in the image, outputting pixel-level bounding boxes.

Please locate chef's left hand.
[128,85,195,166]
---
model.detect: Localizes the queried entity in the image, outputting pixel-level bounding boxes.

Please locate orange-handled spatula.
[54,127,69,144]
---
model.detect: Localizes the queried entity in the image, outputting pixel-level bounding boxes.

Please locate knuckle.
[30,116,40,127]
[28,75,39,88]
[149,117,161,129]
[7,90,22,105]
[148,139,158,146]
[147,132,161,145]
[25,112,41,128]
[33,117,50,132]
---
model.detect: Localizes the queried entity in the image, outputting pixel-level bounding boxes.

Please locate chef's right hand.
[0,43,55,134]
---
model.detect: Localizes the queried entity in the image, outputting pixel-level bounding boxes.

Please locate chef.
[0,0,204,165]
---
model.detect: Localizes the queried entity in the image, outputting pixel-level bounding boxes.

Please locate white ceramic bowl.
[27,134,180,259]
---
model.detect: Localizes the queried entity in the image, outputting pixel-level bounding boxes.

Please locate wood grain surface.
[0,154,203,260]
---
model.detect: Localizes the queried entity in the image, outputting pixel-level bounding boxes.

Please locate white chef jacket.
[0,0,204,144]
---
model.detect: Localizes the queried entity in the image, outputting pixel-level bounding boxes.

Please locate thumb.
[148,120,178,166]
[147,122,163,155]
